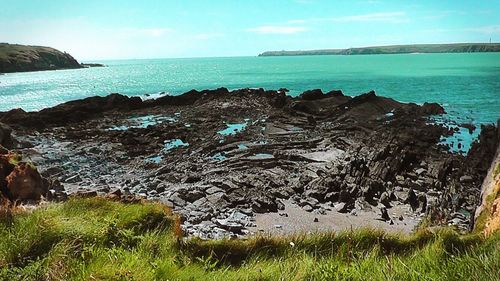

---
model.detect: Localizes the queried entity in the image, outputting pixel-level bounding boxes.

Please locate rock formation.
[2,88,497,237]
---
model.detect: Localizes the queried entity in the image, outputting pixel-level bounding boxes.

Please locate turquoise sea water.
[0,53,499,125]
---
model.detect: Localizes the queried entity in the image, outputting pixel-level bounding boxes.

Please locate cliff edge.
[259,43,500,56]
[0,43,83,73]
[474,119,500,235]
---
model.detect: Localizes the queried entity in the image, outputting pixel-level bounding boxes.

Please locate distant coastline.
[259,43,500,56]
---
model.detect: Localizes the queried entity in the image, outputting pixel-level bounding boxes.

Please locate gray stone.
[205,186,223,195]
[334,202,350,213]
[459,175,473,183]
[302,204,313,212]
[188,211,212,224]
[156,183,167,193]
[206,192,227,205]
[379,192,392,208]
[191,197,208,209]
[169,193,187,206]
[215,219,244,233]
[380,207,390,221]
[65,174,82,183]
[185,190,205,202]
[415,168,426,176]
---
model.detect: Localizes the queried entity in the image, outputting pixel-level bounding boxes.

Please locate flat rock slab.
[250,200,420,235]
[301,149,344,162]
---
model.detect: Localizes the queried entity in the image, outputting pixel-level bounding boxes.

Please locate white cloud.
[327,12,408,23]
[246,25,308,34]
[422,10,467,20]
[421,28,450,33]
[126,28,173,37]
[194,32,225,40]
[464,25,500,35]
[288,19,306,24]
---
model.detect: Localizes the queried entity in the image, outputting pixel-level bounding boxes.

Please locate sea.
[1,53,499,149]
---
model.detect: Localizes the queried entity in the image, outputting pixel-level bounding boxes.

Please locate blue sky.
[1,0,499,60]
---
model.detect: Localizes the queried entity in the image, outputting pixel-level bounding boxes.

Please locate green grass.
[494,163,500,178]
[0,197,498,280]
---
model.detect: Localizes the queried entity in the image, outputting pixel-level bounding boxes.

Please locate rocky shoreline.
[1,88,498,239]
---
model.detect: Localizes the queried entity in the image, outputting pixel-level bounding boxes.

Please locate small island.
[0,43,85,73]
[81,63,106,68]
[259,43,500,56]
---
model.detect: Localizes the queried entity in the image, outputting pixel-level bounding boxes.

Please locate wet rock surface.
[1,88,498,238]
[0,123,14,149]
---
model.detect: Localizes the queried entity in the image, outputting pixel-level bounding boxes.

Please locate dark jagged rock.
[418,102,446,115]
[380,207,391,221]
[379,191,392,208]
[0,123,14,148]
[1,94,143,128]
[2,88,496,237]
[467,122,500,174]
[325,89,344,97]
[300,89,324,100]
[5,162,48,201]
[460,123,476,134]
[405,189,419,211]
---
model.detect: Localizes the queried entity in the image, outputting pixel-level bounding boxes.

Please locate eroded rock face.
[0,149,54,202]
[467,123,500,174]
[6,163,47,201]
[0,154,15,199]
[485,197,500,236]
[0,123,14,149]
[0,43,83,73]
[0,94,143,129]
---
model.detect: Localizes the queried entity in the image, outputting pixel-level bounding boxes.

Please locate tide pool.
[0,53,497,128]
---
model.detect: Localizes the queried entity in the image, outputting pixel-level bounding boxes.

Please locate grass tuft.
[0,197,498,280]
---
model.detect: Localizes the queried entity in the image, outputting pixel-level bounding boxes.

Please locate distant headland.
[0,43,104,73]
[258,43,500,56]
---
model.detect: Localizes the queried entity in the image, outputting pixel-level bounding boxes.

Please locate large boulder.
[0,154,15,198]
[0,150,48,201]
[417,102,446,115]
[301,89,344,101]
[5,162,47,201]
[151,87,230,106]
[300,89,324,100]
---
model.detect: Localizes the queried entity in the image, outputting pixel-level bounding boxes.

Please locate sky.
[0,0,499,60]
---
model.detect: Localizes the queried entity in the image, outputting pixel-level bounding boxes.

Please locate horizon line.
[79,41,498,62]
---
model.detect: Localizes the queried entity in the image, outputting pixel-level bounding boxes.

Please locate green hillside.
[259,43,500,56]
[0,43,82,73]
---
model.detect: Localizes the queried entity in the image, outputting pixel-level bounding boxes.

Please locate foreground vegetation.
[0,197,498,280]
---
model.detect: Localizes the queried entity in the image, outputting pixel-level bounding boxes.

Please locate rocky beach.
[1,88,498,239]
